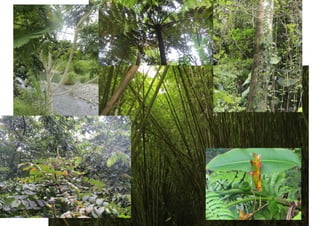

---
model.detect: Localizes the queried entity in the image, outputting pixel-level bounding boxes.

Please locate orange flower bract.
[250,153,262,192]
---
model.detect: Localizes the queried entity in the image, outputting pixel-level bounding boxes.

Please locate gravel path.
[53,83,98,116]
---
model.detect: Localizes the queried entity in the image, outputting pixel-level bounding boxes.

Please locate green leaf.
[241,86,250,98]
[29,167,42,176]
[85,178,104,189]
[206,148,301,174]
[106,154,118,167]
[206,191,234,220]
[214,90,235,104]
[293,211,301,220]
[270,56,281,64]
[11,199,22,208]
[242,72,251,87]
[74,156,82,168]
[37,164,55,174]
[267,199,279,217]
[119,0,137,7]
[106,151,129,167]
[14,28,50,48]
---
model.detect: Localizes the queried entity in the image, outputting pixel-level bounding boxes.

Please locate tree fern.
[206,191,235,220]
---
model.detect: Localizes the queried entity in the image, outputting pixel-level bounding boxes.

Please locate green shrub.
[73,60,92,75]
[62,71,77,85]
[14,89,48,115]
[79,75,87,83]
[79,73,98,84]
[80,73,93,83]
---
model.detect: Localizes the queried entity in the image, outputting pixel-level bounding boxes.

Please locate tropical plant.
[213,0,302,112]
[206,148,302,220]
[98,64,307,225]
[14,4,99,115]
[0,116,131,218]
[99,0,212,65]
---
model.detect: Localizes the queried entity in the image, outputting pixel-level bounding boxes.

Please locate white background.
[0,0,319,225]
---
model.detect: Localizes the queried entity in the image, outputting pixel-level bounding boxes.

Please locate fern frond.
[206,191,235,220]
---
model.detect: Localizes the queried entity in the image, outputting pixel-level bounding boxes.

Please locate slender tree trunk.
[265,0,274,111]
[247,0,264,111]
[40,51,54,113]
[247,0,274,112]
[154,24,167,65]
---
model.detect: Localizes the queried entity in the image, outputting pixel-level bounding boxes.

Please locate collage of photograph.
[0,0,314,226]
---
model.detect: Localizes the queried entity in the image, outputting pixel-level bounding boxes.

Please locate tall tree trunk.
[247,0,264,111]
[154,24,167,65]
[247,0,274,112]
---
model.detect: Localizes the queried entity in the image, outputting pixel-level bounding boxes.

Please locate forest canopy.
[99,0,213,65]
[0,116,131,218]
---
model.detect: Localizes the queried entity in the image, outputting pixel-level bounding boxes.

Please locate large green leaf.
[14,28,50,49]
[206,148,301,174]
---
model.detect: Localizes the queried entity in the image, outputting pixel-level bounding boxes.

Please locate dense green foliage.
[98,64,308,225]
[206,148,301,220]
[213,0,302,112]
[0,116,131,218]
[14,4,99,115]
[9,0,309,225]
[99,65,213,225]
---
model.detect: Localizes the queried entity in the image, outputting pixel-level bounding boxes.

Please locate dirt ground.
[53,83,98,115]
